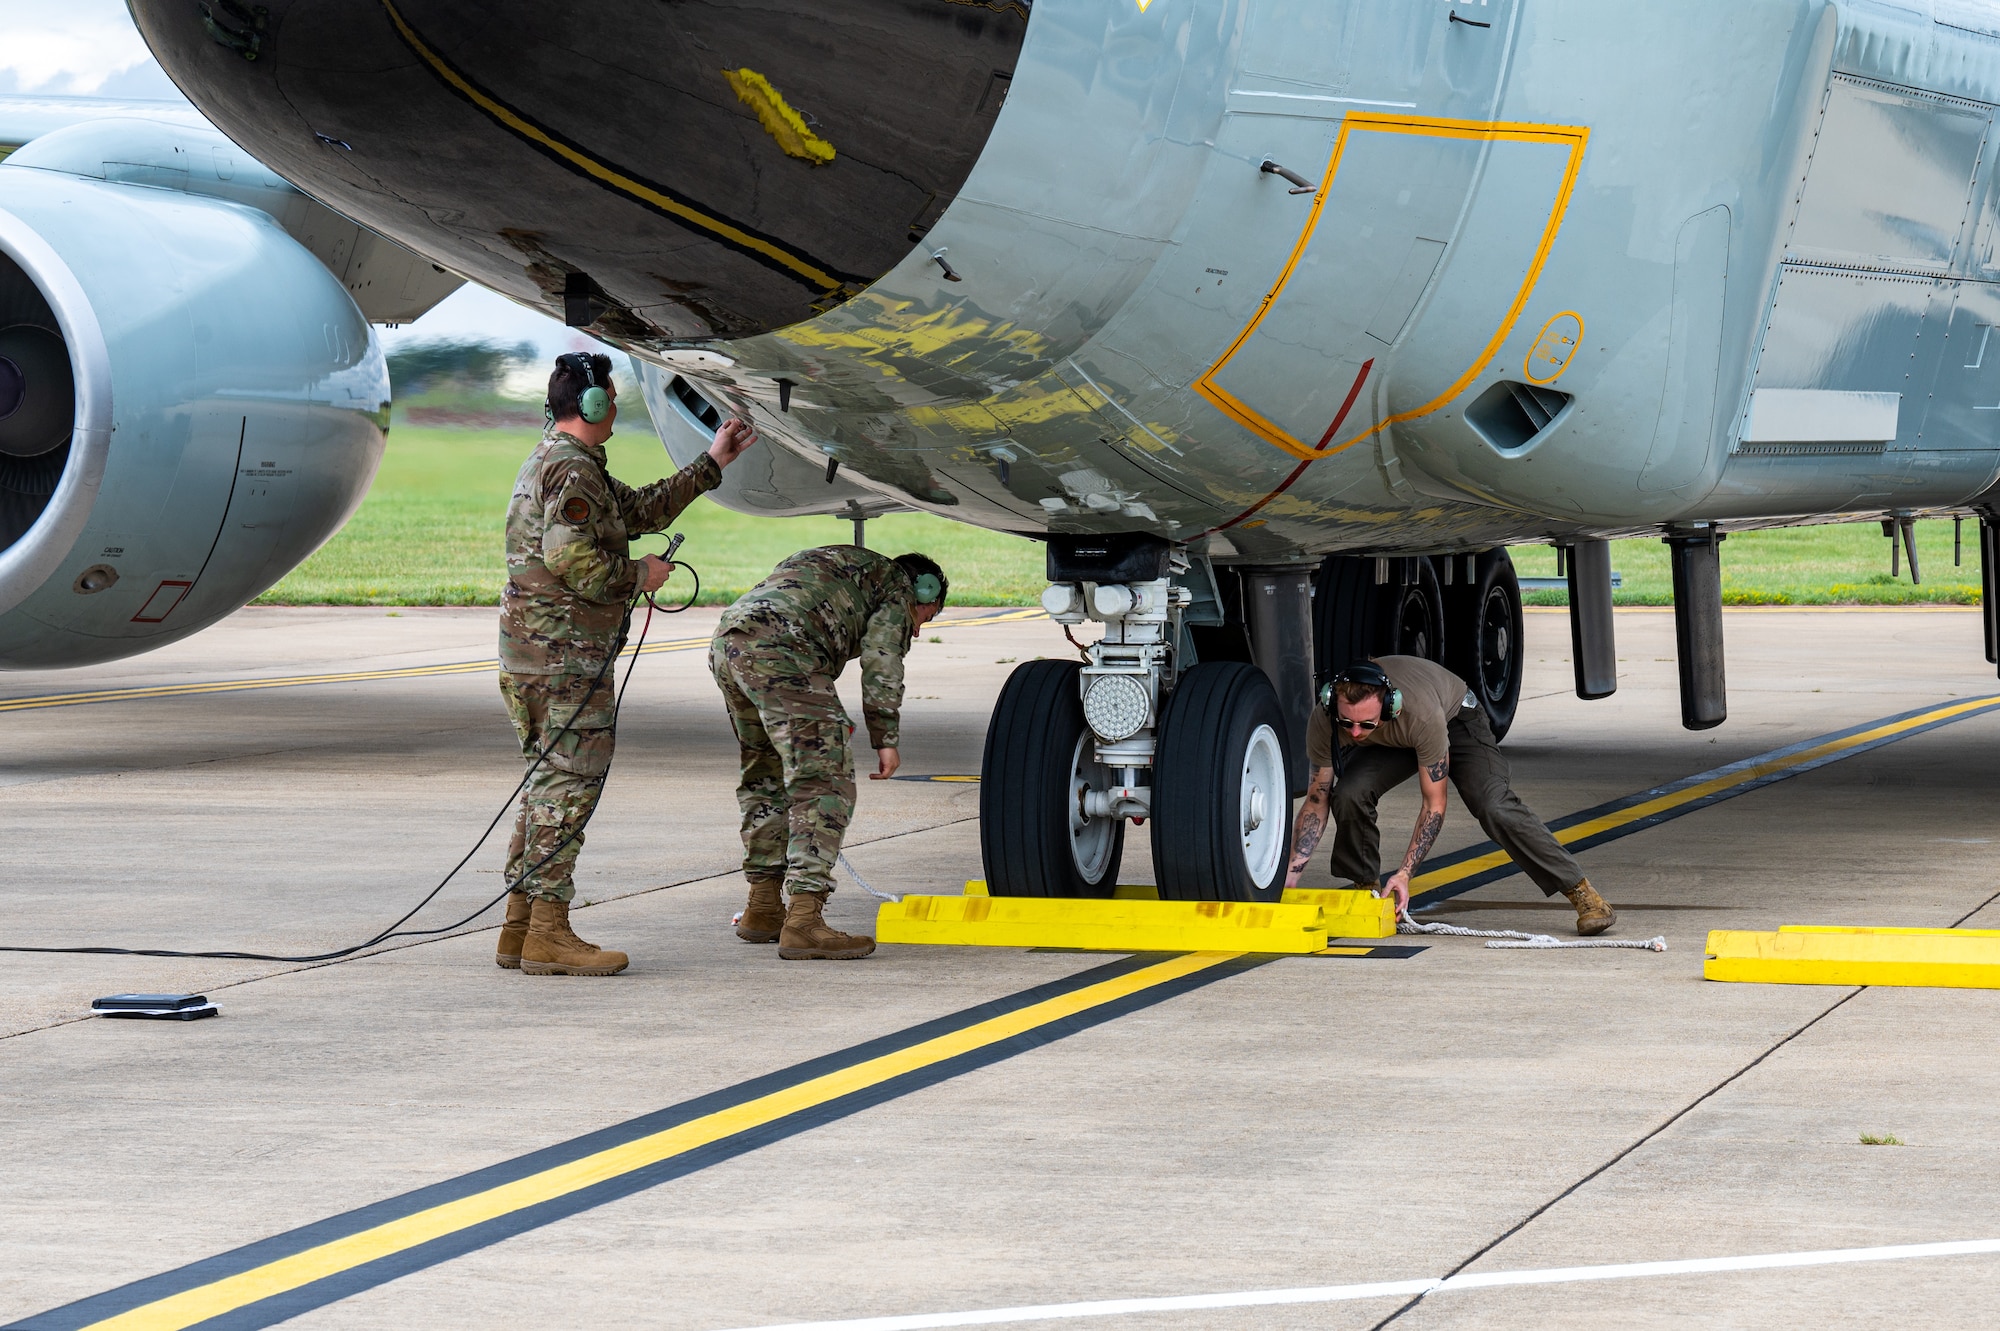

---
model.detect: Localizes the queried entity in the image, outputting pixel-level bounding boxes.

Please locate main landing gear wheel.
[1443,549,1525,740]
[1150,662,1291,903]
[1314,555,1448,676]
[979,659,1124,897]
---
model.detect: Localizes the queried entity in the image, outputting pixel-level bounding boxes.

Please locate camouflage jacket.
[716,546,918,748]
[499,430,721,675]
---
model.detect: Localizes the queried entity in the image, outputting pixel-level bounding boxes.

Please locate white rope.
[732,855,900,925]
[838,852,901,903]
[1399,913,1666,952]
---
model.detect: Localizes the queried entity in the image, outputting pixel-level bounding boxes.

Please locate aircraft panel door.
[1383,132,1587,437]
[1742,265,1940,449]
[1914,280,2000,450]
[1191,122,1477,457]
[206,406,310,601]
[1193,116,1584,461]
[1237,0,1430,105]
[1789,78,1987,275]
[70,407,242,639]
[1639,207,1732,490]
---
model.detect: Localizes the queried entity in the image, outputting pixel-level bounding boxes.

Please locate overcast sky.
[0,0,609,366]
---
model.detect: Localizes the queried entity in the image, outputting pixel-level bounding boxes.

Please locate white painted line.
[711,1238,2000,1330]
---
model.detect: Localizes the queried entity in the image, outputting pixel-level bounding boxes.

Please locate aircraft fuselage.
[132,0,2000,565]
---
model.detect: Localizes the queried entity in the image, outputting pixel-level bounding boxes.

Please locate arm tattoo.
[1401,807,1445,877]
[1425,758,1449,784]
[1290,805,1329,874]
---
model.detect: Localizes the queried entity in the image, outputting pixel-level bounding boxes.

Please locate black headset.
[1318,661,1403,720]
[546,353,611,426]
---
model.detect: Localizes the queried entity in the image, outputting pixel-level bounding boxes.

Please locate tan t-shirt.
[1306,655,1474,772]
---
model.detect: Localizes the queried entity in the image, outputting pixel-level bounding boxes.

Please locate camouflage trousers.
[499,669,617,903]
[709,630,855,897]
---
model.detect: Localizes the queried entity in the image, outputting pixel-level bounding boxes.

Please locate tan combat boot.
[1562,879,1616,937]
[521,899,629,975]
[736,875,786,943]
[777,890,875,960]
[495,892,533,969]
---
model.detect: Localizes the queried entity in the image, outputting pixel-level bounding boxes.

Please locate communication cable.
[1,538,702,963]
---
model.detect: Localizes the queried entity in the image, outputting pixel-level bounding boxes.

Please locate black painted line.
[12,954,1269,1331]
[1409,695,2000,910]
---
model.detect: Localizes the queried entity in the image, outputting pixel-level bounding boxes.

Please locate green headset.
[1318,661,1403,719]
[912,572,943,604]
[547,352,611,426]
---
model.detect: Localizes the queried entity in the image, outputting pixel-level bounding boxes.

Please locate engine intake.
[0,164,388,668]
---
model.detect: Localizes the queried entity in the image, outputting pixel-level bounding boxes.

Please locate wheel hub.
[1237,723,1285,884]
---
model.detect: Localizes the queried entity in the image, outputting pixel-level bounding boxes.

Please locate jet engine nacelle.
[0,164,388,668]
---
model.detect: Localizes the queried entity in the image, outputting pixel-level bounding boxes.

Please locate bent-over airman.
[710,546,947,959]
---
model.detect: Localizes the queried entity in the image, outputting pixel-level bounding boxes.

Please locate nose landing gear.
[981,537,1300,902]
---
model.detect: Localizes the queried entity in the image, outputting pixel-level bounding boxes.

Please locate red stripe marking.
[1205,359,1374,535]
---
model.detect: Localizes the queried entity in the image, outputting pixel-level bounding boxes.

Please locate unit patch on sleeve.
[561,496,593,526]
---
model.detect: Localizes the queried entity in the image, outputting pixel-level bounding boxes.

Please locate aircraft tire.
[1314,555,1448,675]
[979,659,1124,897]
[1443,549,1525,740]
[1150,662,1291,904]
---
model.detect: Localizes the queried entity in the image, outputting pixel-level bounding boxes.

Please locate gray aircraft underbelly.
[642,0,2000,558]
[131,0,2000,558]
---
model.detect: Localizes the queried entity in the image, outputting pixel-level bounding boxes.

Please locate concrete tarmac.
[4,604,2000,1329]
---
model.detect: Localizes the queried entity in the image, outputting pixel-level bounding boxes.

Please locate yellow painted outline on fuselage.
[1192,113,1591,462]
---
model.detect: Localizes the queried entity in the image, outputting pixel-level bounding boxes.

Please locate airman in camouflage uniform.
[711,546,948,959]
[495,352,753,975]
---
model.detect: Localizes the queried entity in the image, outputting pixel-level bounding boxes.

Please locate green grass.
[261,423,1985,607]
[259,425,1048,606]
[1510,521,1982,606]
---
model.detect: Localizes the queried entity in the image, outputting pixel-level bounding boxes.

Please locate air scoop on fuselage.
[127,0,1030,342]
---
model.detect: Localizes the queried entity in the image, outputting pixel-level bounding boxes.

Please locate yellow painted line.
[0,609,1046,714]
[877,895,1328,954]
[74,951,1239,1331]
[1518,606,1984,615]
[378,0,851,294]
[1409,695,2000,896]
[933,607,1045,626]
[1193,113,1590,461]
[1705,928,2000,988]
[0,637,708,713]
